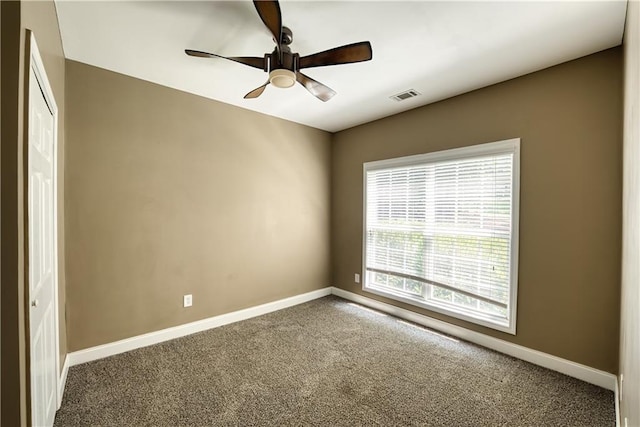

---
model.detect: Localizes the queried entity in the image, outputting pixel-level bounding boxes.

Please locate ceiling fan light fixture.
[269,69,296,88]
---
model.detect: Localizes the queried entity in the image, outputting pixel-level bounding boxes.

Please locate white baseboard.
[331,287,617,391]
[67,287,332,367]
[58,355,69,409]
[65,285,616,394]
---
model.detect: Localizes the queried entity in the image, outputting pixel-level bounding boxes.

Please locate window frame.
[362,138,520,334]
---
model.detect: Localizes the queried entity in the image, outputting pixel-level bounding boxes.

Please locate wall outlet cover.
[183,294,193,308]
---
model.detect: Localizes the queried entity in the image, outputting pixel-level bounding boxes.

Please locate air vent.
[390,89,421,102]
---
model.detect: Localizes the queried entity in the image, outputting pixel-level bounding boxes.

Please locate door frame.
[25,30,62,418]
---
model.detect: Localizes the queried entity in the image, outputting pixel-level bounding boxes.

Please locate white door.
[28,58,58,427]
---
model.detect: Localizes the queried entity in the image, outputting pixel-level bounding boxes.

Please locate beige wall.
[332,48,622,373]
[64,60,332,351]
[2,0,66,425]
[620,1,640,425]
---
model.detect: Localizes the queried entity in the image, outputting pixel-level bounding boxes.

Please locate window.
[363,139,520,333]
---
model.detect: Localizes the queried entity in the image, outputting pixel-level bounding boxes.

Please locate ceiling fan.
[185,0,373,102]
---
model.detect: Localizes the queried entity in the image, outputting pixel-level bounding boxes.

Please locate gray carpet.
[54,296,615,426]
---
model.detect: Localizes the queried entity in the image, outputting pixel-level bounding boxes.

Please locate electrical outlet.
[355,273,360,283]
[183,294,193,308]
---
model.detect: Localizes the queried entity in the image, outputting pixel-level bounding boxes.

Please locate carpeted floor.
[54,296,615,426]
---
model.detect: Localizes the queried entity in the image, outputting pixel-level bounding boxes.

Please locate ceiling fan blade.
[185,49,265,70]
[244,81,270,99]
[299,41,373,69]
[253,0,282,47]
[296,72,336,102]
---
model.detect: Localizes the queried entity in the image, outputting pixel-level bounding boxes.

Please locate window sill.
[363,284,516,335]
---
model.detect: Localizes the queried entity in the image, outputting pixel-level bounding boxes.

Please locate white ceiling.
[55,1,627,132]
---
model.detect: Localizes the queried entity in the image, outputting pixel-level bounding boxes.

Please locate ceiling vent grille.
[390,89,421,102]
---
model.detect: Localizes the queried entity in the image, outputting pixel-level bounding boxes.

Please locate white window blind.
[363,139,519,332]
